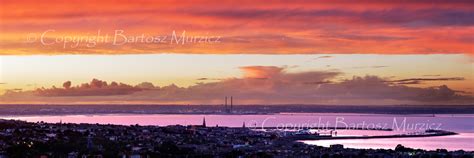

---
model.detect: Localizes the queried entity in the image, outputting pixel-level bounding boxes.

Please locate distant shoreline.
[1,104,473,116]
[1,112,474,118]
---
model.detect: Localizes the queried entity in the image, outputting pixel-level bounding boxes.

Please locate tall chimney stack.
[230,96,233,112]
[225,96,228,111]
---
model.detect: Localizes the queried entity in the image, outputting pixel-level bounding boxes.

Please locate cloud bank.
[1,66,472,105]
[34,79,143,96]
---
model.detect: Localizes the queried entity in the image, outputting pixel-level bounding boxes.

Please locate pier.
[286,129,457,140]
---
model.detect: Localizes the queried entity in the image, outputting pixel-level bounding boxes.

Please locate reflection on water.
[302,133,474,151]
[3,113,474,131]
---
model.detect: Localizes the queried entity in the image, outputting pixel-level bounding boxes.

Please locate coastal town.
[0,119,472,158]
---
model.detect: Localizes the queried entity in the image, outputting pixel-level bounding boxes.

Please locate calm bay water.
[2,113,473,151]
[302,133,474,151]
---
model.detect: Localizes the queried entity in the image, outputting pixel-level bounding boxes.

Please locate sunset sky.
[0,0,473,105]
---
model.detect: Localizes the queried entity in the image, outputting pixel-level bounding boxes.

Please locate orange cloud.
[0,0,473,55]
[239,66,284,79]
